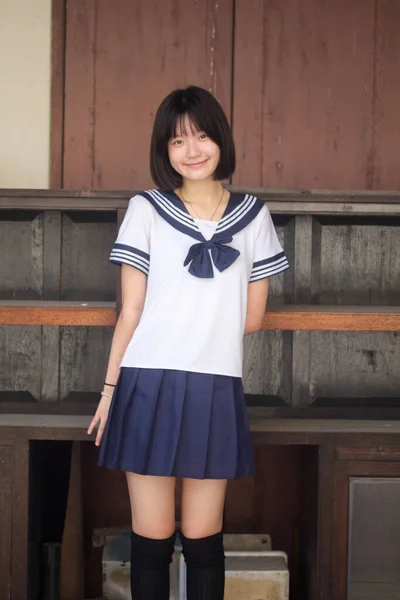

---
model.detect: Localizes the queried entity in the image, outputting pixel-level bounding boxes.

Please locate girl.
[88,85,289,600]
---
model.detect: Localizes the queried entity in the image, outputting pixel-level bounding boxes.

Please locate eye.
[171,139,183,146]
[199,133,208,140]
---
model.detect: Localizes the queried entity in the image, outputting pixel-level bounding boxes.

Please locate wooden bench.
[1,301,399,331]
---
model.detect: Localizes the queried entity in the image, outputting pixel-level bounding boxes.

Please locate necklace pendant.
[179,187,225,222]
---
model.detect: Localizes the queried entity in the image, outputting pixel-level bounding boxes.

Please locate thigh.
[180,478,228,538]
[125,472,176,538]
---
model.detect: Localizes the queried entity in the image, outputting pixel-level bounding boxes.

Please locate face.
[168,114,221,183]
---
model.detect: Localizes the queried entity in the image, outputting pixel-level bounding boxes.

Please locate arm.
[103,264,147,384]
[244,278,269,335]
[88,264,147,444]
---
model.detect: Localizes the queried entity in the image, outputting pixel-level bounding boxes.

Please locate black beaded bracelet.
[104,382,116,388]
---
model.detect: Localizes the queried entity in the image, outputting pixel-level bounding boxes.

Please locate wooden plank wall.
[63,0,233,189]
[61,0,400,190]
[2,207,398,404]
[0,209,115,402]
[234,0,376,188]
[0,443,13,600]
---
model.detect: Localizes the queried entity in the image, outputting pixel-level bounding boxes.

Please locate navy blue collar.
[141,189,263,243]
[140,189,264,278]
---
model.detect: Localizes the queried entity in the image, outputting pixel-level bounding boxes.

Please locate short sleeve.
[109,195,151,276]
[249,205,289,282]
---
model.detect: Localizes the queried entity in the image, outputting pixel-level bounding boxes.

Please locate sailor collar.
[141,189,264,278]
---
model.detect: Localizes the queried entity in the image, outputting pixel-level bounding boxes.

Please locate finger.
[87,414,99,435]
[95,420,106,446]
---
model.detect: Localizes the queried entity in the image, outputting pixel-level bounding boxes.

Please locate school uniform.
[98,190,289,479]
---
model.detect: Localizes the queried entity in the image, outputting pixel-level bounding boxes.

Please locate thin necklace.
[179,187,225,221]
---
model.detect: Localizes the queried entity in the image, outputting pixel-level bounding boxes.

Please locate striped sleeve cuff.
[249,251,289,282]
[109,243,150,276]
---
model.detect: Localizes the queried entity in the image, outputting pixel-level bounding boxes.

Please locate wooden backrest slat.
[0,303,399,330]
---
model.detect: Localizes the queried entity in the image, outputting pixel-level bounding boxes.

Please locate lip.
[184,159,208,168]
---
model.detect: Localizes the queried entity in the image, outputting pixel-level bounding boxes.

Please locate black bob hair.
[150,85,236,190]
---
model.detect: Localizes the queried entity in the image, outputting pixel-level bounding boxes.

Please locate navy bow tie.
[184,234,240,278]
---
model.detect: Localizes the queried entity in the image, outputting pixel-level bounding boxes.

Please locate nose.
[186,138,201,158]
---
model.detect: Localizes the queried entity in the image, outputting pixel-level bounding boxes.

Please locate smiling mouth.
[184,160,208,167]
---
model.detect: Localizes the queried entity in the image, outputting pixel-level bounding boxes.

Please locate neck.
[179,179,224,206]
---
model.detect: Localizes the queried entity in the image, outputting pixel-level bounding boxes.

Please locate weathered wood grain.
[0,445,13,600]
[43,211,61,300]
[0,212,43,299]
[292,216,313,405]
[61,212,116,301]
[63,0,233,189]
[50,0,67,188]
[42,211,62,400]
[0,303,116,326]
[63,0,97,189]
[316,217,400,305]
[263,306,400,331]
[309,330,400,401]
[1,188,400,213]
[3,414,400,435]
[243,330,286,397]
[59,326,113,400]
[373,0,400,189]
[233,0,375,189]
[11,439,29,600]
[0,326,42,400]
[1,303,399,330]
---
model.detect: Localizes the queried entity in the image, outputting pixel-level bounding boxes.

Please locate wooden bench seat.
[1,301,399,331]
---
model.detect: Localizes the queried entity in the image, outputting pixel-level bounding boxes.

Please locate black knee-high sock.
[180,531,225,600]
[130,530,176,600]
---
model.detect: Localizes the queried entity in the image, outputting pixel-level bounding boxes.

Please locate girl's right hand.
[87,394,113,447]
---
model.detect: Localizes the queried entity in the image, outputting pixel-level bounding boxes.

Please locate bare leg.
[125,472,176,599]
[180,478,227,600]
[125,472,176,538]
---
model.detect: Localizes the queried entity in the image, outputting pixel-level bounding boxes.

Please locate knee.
[180,514,224,540]
[179,530,224,567]
[131,519,176,540]
[180,524,221,539]
[180,514,223,540]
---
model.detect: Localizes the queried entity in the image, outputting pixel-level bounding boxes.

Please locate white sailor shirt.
[110,190,289,377]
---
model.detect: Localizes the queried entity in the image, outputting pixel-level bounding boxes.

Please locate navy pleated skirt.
[98,367,255,479]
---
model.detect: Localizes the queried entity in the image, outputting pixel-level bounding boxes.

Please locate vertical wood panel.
[61,213,116,301]
[11,439,29,600]
[0,326,42,400]
[0,492,12,600]
[42,212,62,401]
[231,0,265,186]
[317,444,336,600]
[310,331,400,400]
[63,0,97,189]
[292,216,313,405]
[59,326,113,400]
[61,1,400,190]
[373,0,400,189]
[317,219,400,305]
[0,213,43,300]
[225,476,257,532]
[0,446,13,600]
[243,330,285,396]
[243,218,293,399]
[63,0,234,189]
[233,0,376,189]
[254,445,302,598]
[50,0,66,188]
